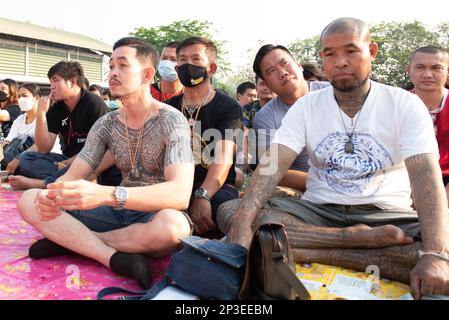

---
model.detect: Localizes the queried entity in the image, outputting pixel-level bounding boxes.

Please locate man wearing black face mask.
[166,37,243,237]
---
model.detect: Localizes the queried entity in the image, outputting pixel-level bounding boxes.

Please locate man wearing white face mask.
[151,42,184,101]
[1,83,41,173]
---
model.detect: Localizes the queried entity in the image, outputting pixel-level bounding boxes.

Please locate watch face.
[194,187,209,200]
[116,187,128,201]
[195,188,205,197]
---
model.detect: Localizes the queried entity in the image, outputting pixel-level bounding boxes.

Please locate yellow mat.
[296,263,412,300]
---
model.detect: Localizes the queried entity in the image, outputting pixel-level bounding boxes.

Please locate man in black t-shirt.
[8,61,110,190]
[166,37,243,236]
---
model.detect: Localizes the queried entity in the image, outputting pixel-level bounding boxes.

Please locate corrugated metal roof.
[0,17,112,53]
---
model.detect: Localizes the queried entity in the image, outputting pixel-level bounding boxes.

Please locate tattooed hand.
[410,255,449,299]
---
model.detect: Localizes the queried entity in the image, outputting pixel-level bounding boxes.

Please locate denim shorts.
[68,206,193,234]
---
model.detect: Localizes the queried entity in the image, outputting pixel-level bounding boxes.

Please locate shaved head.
[320,17,371,45]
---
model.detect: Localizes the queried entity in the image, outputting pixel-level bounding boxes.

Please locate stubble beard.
[331,76,370,93]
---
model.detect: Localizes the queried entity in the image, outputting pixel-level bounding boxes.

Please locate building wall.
[0,37,105,85]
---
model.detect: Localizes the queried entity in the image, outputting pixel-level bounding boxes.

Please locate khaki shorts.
[264,198,422,240]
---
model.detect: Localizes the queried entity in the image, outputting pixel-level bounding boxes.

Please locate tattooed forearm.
[235,143,298,223]
[405,153,449,252]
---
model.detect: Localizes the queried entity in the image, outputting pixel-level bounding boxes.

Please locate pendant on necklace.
[345,140,354,154]
[131,167,141,179]
[188,118,195,127]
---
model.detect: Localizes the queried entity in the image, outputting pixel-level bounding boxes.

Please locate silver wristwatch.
[114,186,129,210]
[193,187,210,201]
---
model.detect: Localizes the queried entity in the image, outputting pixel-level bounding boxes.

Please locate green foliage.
[130,20,229,72]
[287,21,449,88]
[230,40,266,89]
[288,36,321,63]
[371,21,441,87]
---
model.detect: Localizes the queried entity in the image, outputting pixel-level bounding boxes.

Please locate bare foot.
[8,175,45,190]
[346,224,414,248]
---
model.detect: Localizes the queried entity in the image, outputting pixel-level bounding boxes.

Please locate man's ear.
[141,66,156,85]
[406,64,412,76]
[70,77,78,89]
[209,63,218,75]
[369,42,379,61]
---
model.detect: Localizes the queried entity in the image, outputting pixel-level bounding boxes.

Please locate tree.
[436,22,449,49]
[230,39,266,90]
[371,21,441,87]
[288,36,321,64]
[130,20,229,72]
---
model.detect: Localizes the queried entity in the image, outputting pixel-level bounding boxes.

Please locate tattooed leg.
[219,200,413,249]
[293,242,421,284]
[260,209,414,249]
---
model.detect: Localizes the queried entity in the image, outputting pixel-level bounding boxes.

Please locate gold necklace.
[124,107,151,179]
[182,89,213,147]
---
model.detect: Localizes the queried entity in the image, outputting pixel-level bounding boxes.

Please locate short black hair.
[89,84,103,95]
[20,83,41,97]
[102,88,111,98]
[409,46,449,64]
[177,37,217,63]
[253,44,294,79]
[47,61,85,87]
[113,37,159,68]
[236,81,256,95]
[302,62,326,81]
[164,41,181,49]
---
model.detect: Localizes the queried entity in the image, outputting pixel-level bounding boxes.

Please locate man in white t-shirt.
[227,17,449,299]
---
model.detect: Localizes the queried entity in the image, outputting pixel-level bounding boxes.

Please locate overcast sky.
[2,0,448,71]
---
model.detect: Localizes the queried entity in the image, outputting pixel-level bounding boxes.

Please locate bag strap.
[259,223,310,300]
[97,276,170,300]
[276,259,311,300]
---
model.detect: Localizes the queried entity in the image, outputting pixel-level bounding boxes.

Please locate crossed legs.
[219,199,419,284]
[18,189,191,288]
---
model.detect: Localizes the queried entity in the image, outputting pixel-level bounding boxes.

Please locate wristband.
[418,250,449,262]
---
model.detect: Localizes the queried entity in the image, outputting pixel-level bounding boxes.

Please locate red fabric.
[150,84,183,102]
[435,96,449,176]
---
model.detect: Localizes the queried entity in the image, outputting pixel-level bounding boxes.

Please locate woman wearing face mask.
[0,83,41,174]
[0,78,21,141]
[150,42,184,101]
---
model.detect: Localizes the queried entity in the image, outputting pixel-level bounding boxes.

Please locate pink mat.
[0,185,169,300]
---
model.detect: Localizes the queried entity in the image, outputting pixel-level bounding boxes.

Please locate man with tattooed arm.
[225,17,449,299]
